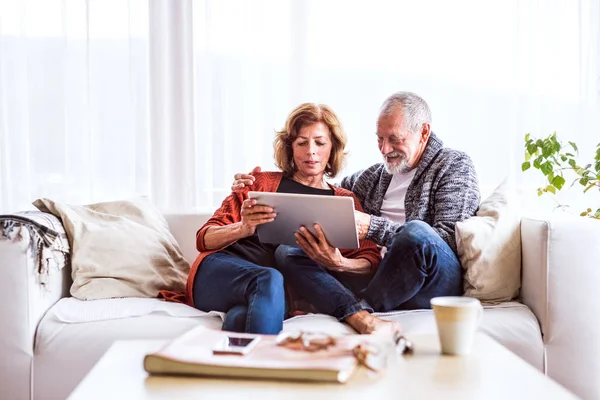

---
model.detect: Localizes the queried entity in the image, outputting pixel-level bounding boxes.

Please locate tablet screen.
[248,191,359,249]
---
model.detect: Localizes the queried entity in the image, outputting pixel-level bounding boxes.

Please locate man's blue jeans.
[192,252,286,334]
[273,220,463,320]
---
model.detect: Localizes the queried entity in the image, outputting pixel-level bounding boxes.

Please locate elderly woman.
[185,103,383,335]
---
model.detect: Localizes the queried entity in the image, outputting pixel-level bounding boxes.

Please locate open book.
[143,326,359,383]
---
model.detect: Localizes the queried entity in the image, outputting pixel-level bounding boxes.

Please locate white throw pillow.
[455,181,521,303]
[33,197,190,300]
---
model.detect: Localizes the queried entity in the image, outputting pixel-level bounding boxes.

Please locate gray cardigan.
[340,132,480,254]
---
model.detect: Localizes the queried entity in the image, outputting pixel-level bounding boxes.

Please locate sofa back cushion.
[33,197,189,300]
[163,214,209,265]
[455,181,522,303]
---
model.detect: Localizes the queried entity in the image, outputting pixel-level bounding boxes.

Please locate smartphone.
[212,335,261,355]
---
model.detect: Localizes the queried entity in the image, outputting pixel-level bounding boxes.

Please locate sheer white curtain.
[1,0,599,214]
[0,0,151,213]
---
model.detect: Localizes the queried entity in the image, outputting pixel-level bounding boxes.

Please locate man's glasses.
[275,331,337,352]
[276,330,414,372]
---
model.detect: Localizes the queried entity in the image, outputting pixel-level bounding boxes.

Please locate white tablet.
[247,191,359,249]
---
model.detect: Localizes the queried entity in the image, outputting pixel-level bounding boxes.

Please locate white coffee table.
[67,332,577,399]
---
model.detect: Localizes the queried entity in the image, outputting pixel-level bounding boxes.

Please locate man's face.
[376,108,428,174]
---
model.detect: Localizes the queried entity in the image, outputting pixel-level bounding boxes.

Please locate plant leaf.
[546,185,556,194]
[584,183,596,193]
[569,141,578,152]
[521,161,531,172]
[568,159,577,168]
[540,161,553,176]
[551,175,566,190]
[544,139,557,157]
[534,156,544,169]
[553,141,561,153]
[542,143,552,158]
[527,143,537,155]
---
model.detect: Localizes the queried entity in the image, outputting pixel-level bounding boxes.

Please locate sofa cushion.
[50,297,223,322]
[33,298,542,400]
[455,180,522,302]
[33,197,190,300]
[34,303,223,400]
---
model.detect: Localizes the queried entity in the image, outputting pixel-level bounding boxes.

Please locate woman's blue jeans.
[273,220,463,320]
[192,252,286,334]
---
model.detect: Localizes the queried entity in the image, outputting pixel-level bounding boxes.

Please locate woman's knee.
[256,267,285,297]
[223,304,248,332]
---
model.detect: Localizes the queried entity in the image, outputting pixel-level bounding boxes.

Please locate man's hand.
[239,198,276,237]
[294,224,345,272]
[232,166,261,191]
[354,210,372,240]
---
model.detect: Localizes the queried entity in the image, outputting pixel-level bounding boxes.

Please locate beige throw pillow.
[455,181,521,303]
[33,197,190,300]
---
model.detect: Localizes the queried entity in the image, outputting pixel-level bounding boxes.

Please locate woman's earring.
[291,159,295,170]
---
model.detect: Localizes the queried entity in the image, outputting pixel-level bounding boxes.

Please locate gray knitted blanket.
[0,211,70,286]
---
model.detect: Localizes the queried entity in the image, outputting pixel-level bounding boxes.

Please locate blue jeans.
[192,252,285,334]
[273,220,463,320]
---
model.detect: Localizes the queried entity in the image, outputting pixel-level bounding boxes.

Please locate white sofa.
[1,212,599,400]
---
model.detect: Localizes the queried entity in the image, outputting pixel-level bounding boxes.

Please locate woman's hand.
[295,224,372,274]
[294,224,345,271]
[232,166,261,191]
[240,198,277,237]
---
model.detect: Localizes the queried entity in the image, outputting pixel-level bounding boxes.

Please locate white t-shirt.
[379,169,417,225]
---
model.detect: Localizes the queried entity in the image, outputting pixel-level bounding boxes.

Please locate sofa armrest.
[521,214,600,400]
[0,212,71,400]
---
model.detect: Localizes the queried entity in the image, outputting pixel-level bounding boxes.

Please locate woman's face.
[291,122,332,179]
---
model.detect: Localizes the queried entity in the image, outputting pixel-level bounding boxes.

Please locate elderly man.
[232,92,480,332]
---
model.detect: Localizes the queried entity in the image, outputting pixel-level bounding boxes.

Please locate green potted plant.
[522,132,600,219]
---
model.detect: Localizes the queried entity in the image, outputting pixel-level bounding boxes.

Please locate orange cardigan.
[160,171,382,306]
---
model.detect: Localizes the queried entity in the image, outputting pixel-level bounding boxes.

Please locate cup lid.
[430,296,481,307]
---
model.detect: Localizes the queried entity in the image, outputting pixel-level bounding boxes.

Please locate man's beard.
[383,151,413,174]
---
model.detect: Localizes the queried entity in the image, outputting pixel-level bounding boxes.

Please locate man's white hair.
[379,91,432,134]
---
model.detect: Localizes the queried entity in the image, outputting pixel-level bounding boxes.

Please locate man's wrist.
[367,215,386,242]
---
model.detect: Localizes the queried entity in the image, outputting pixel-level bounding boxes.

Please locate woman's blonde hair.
[273,103,347,178]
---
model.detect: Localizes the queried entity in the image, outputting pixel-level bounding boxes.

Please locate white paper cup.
[431,296,483,355]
